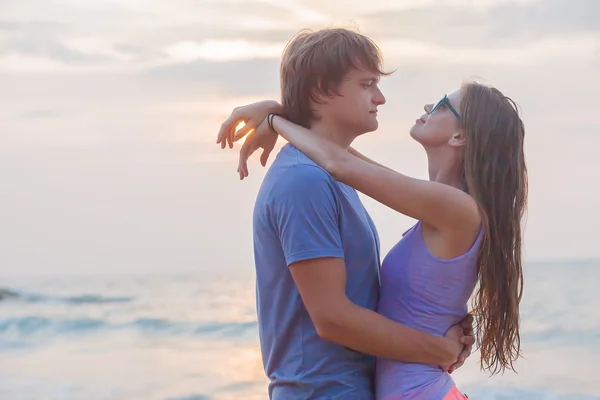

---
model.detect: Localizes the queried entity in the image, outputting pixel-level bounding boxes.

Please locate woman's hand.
[236,117,279,180]
[440,324,465,372]
[447,314,475,374]
[441,315,476,373]
[216,100,281,149]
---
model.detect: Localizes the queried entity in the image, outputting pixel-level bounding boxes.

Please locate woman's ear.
[448,130,466,147]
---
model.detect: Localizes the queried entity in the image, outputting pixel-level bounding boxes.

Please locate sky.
[0,0,599,275]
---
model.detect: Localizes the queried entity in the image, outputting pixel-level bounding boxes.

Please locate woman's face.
[409,89,463,148]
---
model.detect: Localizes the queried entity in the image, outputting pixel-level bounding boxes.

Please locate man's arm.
[273,165,466,368]
[290,257,460,367]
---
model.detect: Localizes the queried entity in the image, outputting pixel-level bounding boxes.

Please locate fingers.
[236,129,273,179]
[449,337,473,375]
[217,109,240,149]
[227,121,240,149]
[447,346,470,374]
[460,334,475,346]
[448,360,463,374]
[237,162,244,180]
[458,346,471,362]
[464,325,474,336]
[237,154,248,180]
[238,149,249,180]
[448,351,469,374]
[233,123,255,143]
[238,138,257,180]
[260,147,272,167]
[461,314,474,332]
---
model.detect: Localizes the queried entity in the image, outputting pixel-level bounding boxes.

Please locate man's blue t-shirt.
[253,144,381,399]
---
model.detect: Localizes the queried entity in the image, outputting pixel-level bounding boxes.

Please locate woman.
[218,81,527,399]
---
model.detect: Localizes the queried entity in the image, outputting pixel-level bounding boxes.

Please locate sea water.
[1,260,598,400]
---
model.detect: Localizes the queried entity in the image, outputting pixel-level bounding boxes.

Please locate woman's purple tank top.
[376,221,482,400]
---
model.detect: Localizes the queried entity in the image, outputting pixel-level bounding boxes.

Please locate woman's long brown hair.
[460,81,528,375]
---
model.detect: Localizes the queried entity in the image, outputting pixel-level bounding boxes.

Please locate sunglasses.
[430,94,461,119]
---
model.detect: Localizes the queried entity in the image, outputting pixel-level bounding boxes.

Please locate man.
[216,28,473,399]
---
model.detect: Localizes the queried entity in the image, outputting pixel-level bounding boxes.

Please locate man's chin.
[365,121,379,133]
[352,121,379,136]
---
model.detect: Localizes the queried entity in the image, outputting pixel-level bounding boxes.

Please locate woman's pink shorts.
[443,386,469,399]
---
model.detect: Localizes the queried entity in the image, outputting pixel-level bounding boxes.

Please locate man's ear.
[449,130,466,147]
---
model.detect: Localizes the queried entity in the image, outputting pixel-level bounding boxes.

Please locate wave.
[134,318,257,337]
[0,317,108,336]
[0,287,133,304]
[0,316,258,339]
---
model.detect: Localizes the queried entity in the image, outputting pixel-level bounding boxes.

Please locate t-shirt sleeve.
[270,165,344,266]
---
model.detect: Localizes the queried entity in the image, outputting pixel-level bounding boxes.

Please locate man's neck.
[308,118,357,149]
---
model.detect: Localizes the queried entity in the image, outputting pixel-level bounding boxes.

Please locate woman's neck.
[426,148,464,190]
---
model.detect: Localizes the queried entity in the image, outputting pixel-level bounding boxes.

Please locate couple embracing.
[216,27,527,400]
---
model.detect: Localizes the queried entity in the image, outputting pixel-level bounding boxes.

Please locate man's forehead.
[349,69,380,81]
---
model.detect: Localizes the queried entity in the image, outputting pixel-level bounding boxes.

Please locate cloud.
[284,0,545,15]
[0,0,324,70]
[2,0,597,74]
[145,58,280,96]
[145,31,597,94]
[1,40,111,64]
[0,19,66,34]
[172,0,330,24]
[377,33,599,68]
[359,0,600,48]
[0,19,118,70]
[165,40,286,63]
[0,21,18,31]
[19,109,68,120]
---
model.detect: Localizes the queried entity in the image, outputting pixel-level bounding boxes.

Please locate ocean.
[1,260,598,400]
